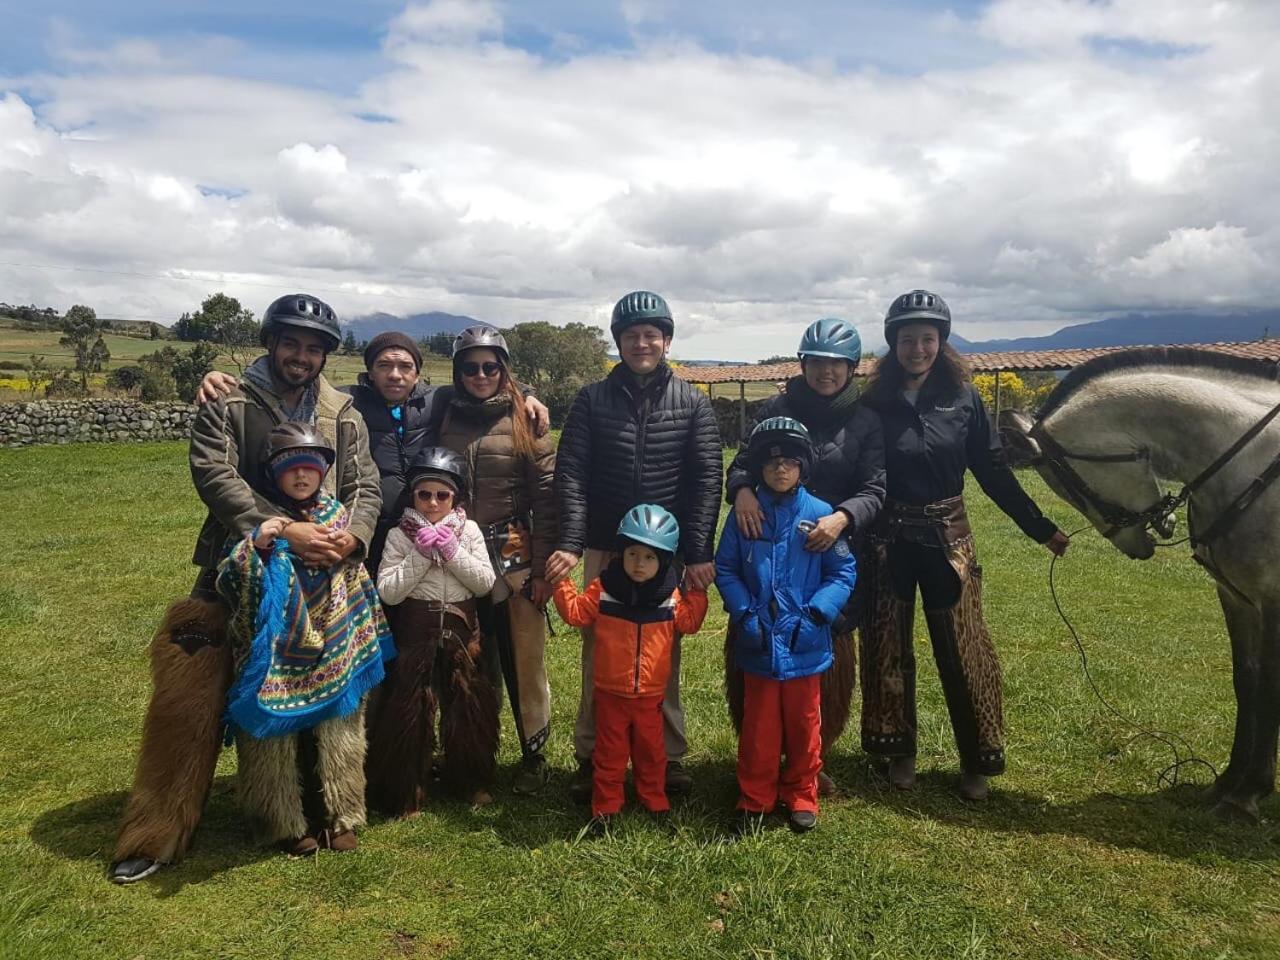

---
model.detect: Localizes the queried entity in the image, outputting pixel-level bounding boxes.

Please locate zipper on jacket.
[633,389,651,501]
[634,621,643,693]
[788,621,802,652]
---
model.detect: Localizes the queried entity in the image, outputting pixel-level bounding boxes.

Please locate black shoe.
[732,810,766,838]
[585,814,614,838]
[788,809,817,833]
[513,754,550,795]
[109,856,162,884]
[665,760,693,795]
[569,760,593,804]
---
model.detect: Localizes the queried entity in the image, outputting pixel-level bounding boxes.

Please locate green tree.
[504,321,610,425]
[341,330,358,355]
[148,322,163,340]
[59,304,111,390]
[425,331,454,357]
[26,354,51,399]
[107,365,147,394]
[140,343,218,402]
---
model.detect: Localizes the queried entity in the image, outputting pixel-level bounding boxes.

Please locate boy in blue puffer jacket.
[715,417,857,833]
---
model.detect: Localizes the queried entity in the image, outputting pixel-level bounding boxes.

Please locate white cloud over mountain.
[2,0,1278,359]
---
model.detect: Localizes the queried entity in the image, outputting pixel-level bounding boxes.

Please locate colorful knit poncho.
[216,493,395,740]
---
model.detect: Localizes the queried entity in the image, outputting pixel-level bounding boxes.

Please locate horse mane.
[1036,346,1280,419]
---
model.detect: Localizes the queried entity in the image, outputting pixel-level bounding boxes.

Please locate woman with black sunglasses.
[437,325,560,794]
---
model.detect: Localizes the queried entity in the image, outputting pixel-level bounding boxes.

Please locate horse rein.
[1029,396,1280,548]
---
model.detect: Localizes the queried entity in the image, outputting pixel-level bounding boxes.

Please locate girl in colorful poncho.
[367,447,498,813]
[216,422,394,856]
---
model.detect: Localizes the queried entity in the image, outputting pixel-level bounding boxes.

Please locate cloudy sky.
[2,0,1276,360]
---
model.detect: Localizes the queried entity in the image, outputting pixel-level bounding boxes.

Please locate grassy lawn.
[0,321,455,396]
[0,442,1278,959]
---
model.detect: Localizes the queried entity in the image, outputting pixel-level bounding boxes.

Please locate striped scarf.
[216,493,395,740]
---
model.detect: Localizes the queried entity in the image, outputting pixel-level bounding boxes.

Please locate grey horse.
[1001,347,1280,822]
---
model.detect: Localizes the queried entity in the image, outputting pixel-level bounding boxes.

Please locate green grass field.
[0,321,455,396]
[0,443,1277,959]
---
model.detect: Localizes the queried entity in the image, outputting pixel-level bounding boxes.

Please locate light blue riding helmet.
[797,317,862,365]
[617,503,681,555]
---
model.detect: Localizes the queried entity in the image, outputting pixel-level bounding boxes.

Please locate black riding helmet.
[883,289,951,345]
[265,421,336,464]
[406,446,469,503]
[260,294,342,352]
[263,422,334,502]
[747,416,813,484]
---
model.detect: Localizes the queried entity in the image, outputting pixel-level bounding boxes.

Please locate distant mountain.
[343,310,481,343]
[952,311,1280,353]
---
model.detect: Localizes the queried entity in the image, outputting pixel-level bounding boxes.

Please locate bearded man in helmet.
[546,291,723,800]
[110,293,382,883]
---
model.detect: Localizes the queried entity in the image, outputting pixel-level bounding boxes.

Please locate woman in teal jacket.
[715,418,857,832]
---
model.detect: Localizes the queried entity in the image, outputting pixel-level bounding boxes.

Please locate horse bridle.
[1028,397,1280,547]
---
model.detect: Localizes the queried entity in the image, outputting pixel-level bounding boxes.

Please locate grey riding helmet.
[883,289,951,345]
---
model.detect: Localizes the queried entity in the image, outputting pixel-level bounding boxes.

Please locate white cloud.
[3,0,1280,358]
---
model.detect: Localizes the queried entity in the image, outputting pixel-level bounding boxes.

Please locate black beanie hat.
[364,331,423,371]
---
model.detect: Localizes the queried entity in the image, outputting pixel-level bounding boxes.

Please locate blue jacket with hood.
[715,484,858,681]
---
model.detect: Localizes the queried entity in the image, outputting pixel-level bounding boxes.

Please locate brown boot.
[958,771,989,802]
[320,828,358,852]
[888,756,916,791]
[281,835,319,857]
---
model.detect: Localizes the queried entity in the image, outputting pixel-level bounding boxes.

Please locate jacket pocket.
[792,613,829,655]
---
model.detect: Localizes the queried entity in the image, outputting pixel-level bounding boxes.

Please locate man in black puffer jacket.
[546,291,722,799]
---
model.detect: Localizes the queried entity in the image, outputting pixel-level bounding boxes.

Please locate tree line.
[13,294,610,422]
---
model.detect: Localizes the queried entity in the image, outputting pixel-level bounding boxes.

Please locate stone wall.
[0,399,196,448]
[710,396,772,446]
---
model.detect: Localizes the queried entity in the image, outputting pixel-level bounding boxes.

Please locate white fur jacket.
[376,518,496,605]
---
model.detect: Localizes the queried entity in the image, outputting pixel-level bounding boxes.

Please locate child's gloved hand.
[807,606,827,624]
[414,524,442,557]
[435,525,459,562]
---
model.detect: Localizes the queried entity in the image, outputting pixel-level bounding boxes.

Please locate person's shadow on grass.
[29,774,278,896]
[823,752,1280,863]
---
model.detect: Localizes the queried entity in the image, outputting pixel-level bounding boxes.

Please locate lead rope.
[1049,525,1217,791]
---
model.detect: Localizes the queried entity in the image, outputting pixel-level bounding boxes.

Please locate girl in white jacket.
[367,448,498,812]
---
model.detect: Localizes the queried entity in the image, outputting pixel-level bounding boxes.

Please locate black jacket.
[866,380,1057,543]
[725,381,886,537]
[555,363,723,564]
[344,377,450,569]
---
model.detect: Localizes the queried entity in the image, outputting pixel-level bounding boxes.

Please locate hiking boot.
[958,771,989,802]
[817,771,838,797]
[888,756,917,791]
[569,760,594,804]
[320,828,358,852]
[109,856,163,884]
[512,754,550,795]
[280,835,320,857]
[788,809,818,833]
[665,760,693,795]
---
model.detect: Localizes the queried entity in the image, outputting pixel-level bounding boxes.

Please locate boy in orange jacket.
[553,504,708,830]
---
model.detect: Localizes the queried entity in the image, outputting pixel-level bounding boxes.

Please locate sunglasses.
[414,489,455,503]
[765,457,802,469]
[459,361,502,378]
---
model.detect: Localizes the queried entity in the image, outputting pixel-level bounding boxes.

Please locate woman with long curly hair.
[859,290,1069,801]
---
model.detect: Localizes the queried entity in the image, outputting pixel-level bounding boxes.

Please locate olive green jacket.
[188,373,382,570]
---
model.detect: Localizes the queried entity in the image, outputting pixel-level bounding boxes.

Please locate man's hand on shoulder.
[196,370,240,405]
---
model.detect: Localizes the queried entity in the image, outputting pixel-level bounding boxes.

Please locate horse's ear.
[998,409,1041,461]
